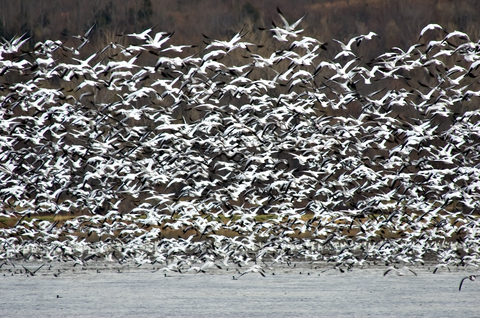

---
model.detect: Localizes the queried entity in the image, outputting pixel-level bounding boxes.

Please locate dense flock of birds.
[1,11,480,279]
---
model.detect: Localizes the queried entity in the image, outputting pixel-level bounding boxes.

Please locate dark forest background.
[1,0,479,54]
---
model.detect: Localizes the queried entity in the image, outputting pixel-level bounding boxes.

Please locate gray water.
[0,264,478,317]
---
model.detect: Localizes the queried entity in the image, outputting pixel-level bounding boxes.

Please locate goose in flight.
[383,266,417,276]
[1,31,30,54]
[161,44,197,53]
[333,32,378,52]
[122,26,155,40]
[204,30,256,52]
[418,23,446,40]
[459,275,476,291]
[235,264,266,278]
[67,23,96,51]
[22,264,44,276]
[276,7,307,33]
[265,7,307,41]
[144,31,174,49]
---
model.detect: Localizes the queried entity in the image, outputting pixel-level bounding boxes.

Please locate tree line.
[1,0,479,57]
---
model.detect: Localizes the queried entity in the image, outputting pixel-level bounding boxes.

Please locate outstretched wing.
[459,276,469,291]
[408,268,417,276]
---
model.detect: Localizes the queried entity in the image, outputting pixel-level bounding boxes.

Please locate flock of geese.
[0,11,479,287]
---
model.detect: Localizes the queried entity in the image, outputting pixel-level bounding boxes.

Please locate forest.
[1,0,479,57]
